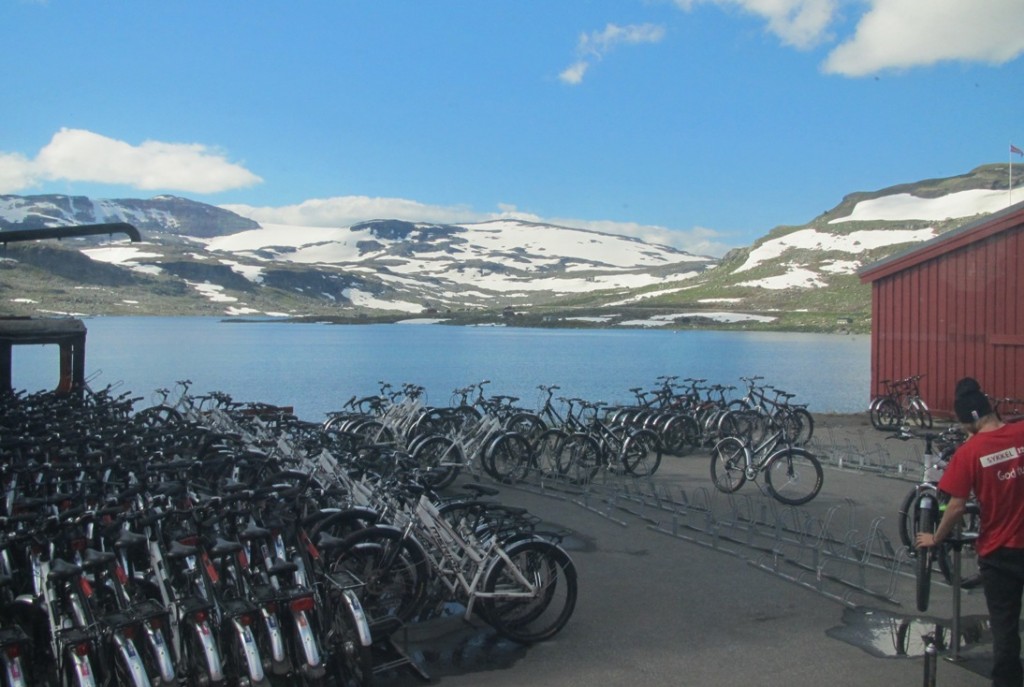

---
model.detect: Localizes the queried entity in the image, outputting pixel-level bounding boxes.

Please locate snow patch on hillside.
[830,188,1013,224]
[737,266,827,290]
[738,227,936,273]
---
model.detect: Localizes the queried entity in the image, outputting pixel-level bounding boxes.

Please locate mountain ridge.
[1,163,1019,332]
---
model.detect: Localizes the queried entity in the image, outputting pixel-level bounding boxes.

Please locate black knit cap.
[953,377,993,423]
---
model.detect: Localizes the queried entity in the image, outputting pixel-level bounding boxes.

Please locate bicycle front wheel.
[480,539,578,643]
[709,437,747,494]
[327,527,429,624]
[485,432,533,483]
[764,448,823,505]
[533,428,569,476]
[411,434,464,490]
[557,433,601,484]
[621,429,662,477]
[907,398,933,429]
[916,504,936,612]
[869,397,901,430]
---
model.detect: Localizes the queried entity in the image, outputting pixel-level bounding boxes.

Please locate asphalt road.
[372,418,998,687]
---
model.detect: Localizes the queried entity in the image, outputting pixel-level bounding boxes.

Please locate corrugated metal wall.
[869,226,1024,417]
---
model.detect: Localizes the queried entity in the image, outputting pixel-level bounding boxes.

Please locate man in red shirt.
[918,378,1024,687]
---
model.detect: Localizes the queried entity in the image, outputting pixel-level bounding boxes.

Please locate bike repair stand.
[945,524,978,665]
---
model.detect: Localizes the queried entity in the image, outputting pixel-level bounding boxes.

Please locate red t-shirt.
[938,421,1024,557]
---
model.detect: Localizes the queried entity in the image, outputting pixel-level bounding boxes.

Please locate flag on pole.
[1012,144,1024,156]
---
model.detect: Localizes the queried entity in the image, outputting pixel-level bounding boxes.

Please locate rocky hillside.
[0,164,1019,331]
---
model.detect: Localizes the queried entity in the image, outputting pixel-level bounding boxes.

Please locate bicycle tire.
[660,414,700,456]
[621,429,662,477]
[709,437,747,494]
[484,432,532,484]
[480,539,578,643]
[326,526,429,624]
[896,487,922,552]
[411,434,464,489]
[916,504,935,612]
[350,419,397,446]
[869,397,901,430]
[505,412,547,444]
[327,588,374,687]
[132,404,184,429]
[764,447,823,505]
[557,433,602,483]
[533,428,569,476]
[908,398,933,429]
[791,407,815,445]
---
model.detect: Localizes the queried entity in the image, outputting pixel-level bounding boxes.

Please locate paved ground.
[372,415,999,687]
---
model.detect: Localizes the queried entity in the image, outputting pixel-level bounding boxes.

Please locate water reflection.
[827,607,989,658]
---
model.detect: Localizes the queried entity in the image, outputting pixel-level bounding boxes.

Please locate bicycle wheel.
[132,404,184,429]
[557,433,601,484]
[351,419,396,446]
[718,409,763,444]
[411,434,464,489]
[480,539,578,643]
[869,397,901,430]
[764,448,823,505]
[326,588,373,687]
[660,414,700,456]
[620,429,662,477]
[916,504,936,612]
[709,437,747,494]
[484,432,532,484]
[896,487,923,552]
[790,407,815,445]
[907,398,933,429]
[505,412,546,444]
[533,428,569,476]
[327,526,429,624]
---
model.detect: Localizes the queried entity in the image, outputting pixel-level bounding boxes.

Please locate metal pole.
[923,634,938,687]
[947,525,964,663]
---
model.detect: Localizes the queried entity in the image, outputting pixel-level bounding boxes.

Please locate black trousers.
[981,547,1024,687]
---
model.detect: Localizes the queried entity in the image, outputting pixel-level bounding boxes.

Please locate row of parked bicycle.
[317,375,822,504]
[0,384,578,687]
[868,373,1024,431]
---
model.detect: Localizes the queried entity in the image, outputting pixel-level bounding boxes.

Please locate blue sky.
[2,0,1022,256]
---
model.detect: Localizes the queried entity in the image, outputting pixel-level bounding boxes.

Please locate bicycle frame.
[404,495,543,622]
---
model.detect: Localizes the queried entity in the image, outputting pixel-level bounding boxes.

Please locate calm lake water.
[11,317,871,420]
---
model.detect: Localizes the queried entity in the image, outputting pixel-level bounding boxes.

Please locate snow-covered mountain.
[547,164,1021,330]
[0,163,1018,329]
[0,198,714,318]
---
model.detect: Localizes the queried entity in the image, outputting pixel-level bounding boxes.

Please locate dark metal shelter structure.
[0,222,141,395]
[858,200,1024,417]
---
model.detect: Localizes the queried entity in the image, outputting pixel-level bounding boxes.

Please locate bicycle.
[890,425,980,611]
[869,375,933,430]
[326,487,578,644]
[709,414,823,505]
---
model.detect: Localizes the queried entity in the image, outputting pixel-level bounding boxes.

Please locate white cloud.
[676,0,1024,76]
[0,128,262,194]
[221,196,481,228]
[222,196,729,257]
[560,23,666,85]
[676,0,838,49]
[559,61,589,85]
[823,0,1024,76]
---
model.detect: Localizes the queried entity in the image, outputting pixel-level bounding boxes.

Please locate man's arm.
[915,496,968,548]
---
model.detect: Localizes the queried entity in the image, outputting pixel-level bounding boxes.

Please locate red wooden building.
[858,200,1024,417]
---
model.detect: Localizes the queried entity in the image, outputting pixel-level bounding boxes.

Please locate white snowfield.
[734,187,1017,289]
[71,185,1016,313]
[829,188,1013,224]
